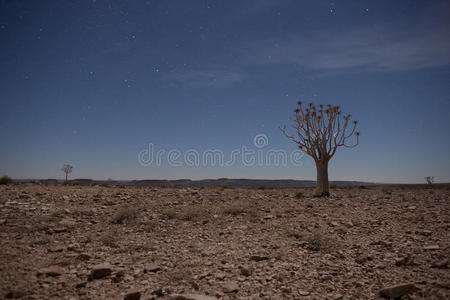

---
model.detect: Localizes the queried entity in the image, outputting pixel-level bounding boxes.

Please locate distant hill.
[124,178,370,188]
[14,178,372,188]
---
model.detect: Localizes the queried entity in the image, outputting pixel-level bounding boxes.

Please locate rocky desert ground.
[0,184,449,299]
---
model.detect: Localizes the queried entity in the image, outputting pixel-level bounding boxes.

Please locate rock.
[424,244,440,250]
[379,283,417,298]
[407,206,416,210]
[168,294,217,300]
[48,245,65,253]
[4,289,26,298]
[239,266,253,277]
[249,255,269,262]
[144,263,161,273]
[416,229,432,236]
[59,218,76,227]
[90,263,112,279]
[298,290,310,296]
[52,227,68,233]
[320,274,333,281]
[335,227,347,234]
[77,253,91,261]
[395,254,414,266]
[431,259,448,269]
[112,270,125,283]
[330,221,339,227]
[38,265,65,277]
[0,219,6,225]
[124,291,141,300]
[222,281,239,293]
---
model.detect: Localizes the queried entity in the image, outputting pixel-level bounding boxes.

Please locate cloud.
[241,4,450,73]
[165,69,245,88]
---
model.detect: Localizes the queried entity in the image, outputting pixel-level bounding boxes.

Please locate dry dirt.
[0,184,449,299]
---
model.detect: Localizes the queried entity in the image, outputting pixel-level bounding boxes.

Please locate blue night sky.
[1,0,449,183]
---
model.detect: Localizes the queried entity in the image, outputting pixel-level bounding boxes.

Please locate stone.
[222,281,239,293]
[431,259,448,269]
[239,266,253,277]
[90,263,112,279]
[124,291,141,300]
[424,244,440,250]
[48,246,65,253]
[298,290,310,296]
[59,218,76,227]
[168,294,217,300]
[379,283,417,298]
[335,227,347,234]
[38,265,65,277]
[77,253,91,261]
[249,255,269,262]
[144,263,161,273]
[416,229,432,236]
[4,289,26,299]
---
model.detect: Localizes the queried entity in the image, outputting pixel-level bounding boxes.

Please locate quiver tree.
[61,164,73,182]
[280,102,359,197]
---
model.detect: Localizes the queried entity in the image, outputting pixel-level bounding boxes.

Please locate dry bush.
[111,205,138,224]
[0,175,12,185]
[177,204,210,221]
[294,191,304,198]
[101,230,120,248]
[284,226,304,240]
[161,204,210,222]
[305,230,335,252]
[223,201,253,216]
[381,187,392,195]
[161,207,178,219]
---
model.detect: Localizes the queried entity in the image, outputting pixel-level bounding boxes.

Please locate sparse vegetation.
[294,191,304,198]
[305,230,335,252]
[0,175,12,185]
[223,201,256,216]
[161,205,210,222]
[111,206,138,224]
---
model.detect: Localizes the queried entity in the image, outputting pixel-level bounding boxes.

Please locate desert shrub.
[111,206,138,224]
[223,201,250,215]
[161,207,178,219]
[257,186,266,190]
[162,205,210,222]
[294,191,304,198]
[329,184,337,189]
[284,226,303,239]
[177,205,209,221]
[381,187,392,195]
[305,230,334,252]
[101,232,119,248]
[0,175,12,185]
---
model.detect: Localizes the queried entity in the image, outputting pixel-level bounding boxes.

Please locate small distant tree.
[61,164,73,182]
[425,176,434,185]
[280,102,359,197]
[0,175,12,185]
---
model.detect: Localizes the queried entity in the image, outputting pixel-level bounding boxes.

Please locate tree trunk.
[314,159,330,197]
[65,173,68,182]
